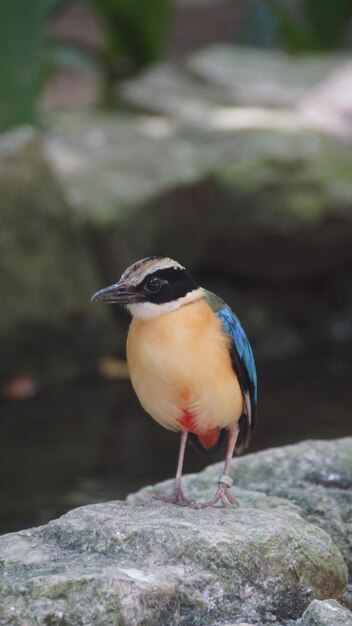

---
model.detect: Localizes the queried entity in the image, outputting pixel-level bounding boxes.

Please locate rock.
[45,109,352,285]
[298,599,352,625]
[42,48,352,363]
[3,45,352,370]
[223,623,255,626]
[45,111,204,222]
[121,46,348,113]
[0,127,104,377]
[299,64,352,143]
[130,438,352,572]
[0,439,350,626]
[0,503,347,626]
[0,128,97,321]
[45,51,352,294]
[130,437,352,624]
[187,45,348,109]
[119,63,230,120]
[115,47,352,283]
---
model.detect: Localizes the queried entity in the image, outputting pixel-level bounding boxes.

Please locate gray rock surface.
[0,439,351,626]
[120,45,347,114]
[188,45,348,110]
[41,45,352,307]
[121,44,352,140]
[129,438,352,570]
[0,126,102,371]
[299,63,352,141]
[45,109,352,285]
[297,599,352,625]
[2,45,352,370]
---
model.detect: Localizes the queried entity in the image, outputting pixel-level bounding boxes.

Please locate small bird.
[91,257,257,507]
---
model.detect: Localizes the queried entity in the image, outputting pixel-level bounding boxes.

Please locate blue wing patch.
[203,289,257,448]
[215,306,257,405]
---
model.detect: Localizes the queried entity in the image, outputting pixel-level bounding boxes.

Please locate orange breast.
[126,298,244,433]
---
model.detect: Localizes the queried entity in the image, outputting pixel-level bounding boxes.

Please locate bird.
[91,256,257,507]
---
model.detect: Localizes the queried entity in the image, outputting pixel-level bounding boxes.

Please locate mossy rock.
[0,502,347,626]
[0,128,107,377]
[0,439,350,626]
[44,108,352,289]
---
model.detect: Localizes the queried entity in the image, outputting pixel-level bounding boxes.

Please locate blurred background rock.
[0,0,351,534]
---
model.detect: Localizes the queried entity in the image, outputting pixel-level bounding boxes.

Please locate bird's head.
[91,256,203,319]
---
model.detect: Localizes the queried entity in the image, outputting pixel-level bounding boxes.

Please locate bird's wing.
[204,290,257,451]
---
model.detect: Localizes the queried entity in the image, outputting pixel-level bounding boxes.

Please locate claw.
[193,484,240,509]
[153,488,194,507]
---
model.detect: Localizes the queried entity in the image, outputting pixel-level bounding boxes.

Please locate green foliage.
[303,0,352,48]
[240,0,352,52]
[269,0,352,52]
[0,0,170,132]
[0,0,43,131]
[90,0,170,67]
[0,0,66,132]
[88,0,171,105]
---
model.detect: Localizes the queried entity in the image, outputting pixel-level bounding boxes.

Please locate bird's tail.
[189,413,253,456]
[189,428,226,456]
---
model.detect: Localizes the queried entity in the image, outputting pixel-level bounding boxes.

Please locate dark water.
[0,354,351,535]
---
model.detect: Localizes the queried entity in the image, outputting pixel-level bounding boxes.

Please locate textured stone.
[300,63,352,142]
[0,503,347,626]
[0,439,350,626]
[4,47,352,318]
[298,599,352,625]
[130,438,352,572]
[0,126,103,376]
[121,46,347,113]
[45,111,203,221]
[188,45,348,109]
[3,46,352,377]
[44,109,352,287]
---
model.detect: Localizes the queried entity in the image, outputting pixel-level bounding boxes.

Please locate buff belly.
[126,299,244,434]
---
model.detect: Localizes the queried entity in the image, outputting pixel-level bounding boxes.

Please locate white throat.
[127,287,204,320]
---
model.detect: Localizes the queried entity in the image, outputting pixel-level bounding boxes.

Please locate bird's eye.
[146,277,162,292]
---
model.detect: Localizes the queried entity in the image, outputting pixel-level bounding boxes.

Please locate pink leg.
[195,423,240,508]
[153,430,193,506]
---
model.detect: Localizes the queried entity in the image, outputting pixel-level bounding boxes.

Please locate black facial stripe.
[139,267,199,304]
[153,267,185,282]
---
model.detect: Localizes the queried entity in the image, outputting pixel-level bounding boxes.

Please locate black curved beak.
[90,281,138,304]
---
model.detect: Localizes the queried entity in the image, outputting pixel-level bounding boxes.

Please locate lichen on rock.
[0,439,351,626]
[297,599,352,625]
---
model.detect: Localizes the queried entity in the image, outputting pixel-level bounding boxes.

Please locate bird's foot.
[153,487,194,507]
[193,475,239,509]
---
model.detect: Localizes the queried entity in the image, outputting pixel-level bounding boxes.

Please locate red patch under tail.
[178,406,222,452]
[179,408,197,431]
[197,428,221,451]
